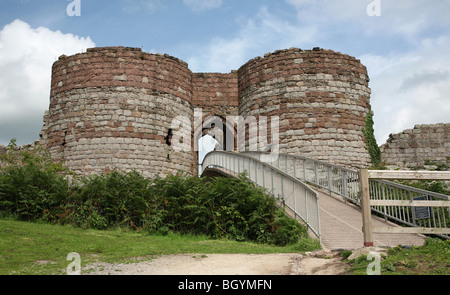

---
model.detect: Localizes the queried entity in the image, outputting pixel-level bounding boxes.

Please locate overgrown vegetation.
[345,238,450,275]
[0,139,317,248]
[362,110,382,167]
[397,179,450,196]
[398,160,450,195]
[0,139,72,222]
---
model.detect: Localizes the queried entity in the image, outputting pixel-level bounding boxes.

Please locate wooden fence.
[359,169,450,247]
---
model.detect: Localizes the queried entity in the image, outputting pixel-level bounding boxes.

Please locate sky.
[0,0,449,149]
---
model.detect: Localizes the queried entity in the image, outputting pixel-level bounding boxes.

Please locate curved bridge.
[201,151,438,250]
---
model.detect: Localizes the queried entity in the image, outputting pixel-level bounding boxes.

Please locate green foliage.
[0,140,309,246]
[67,171,153,230]
[0,139,71,222]
[67,173,311,245]
[395,160,450,196]
[362,111,381,167]
[397,179,450,195]
[347,238,450,275]
[142,174,306,246]
[424,159,449,171]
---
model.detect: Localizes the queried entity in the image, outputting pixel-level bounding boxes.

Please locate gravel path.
[83,250,350,275]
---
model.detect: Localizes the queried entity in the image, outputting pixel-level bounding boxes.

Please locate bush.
[0,140,310,246]
[152,173,210,235]
[0,139,70,222]
[66,172,307,245]
[67,171,154,230]
[204,175,275,242]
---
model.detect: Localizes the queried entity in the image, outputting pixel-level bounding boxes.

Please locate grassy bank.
[0,218,320,275]
[344,238,450,275]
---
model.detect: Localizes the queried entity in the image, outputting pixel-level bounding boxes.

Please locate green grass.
[0,218,320,275]
[345,238,450,275]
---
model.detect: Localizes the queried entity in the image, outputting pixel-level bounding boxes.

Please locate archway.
[194,113,237,175]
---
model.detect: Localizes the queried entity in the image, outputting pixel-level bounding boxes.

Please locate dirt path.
[84,250,350,275]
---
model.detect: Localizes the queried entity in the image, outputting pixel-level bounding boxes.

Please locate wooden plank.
[359,169,374,247]
[368,170,450,180]
[373,226,450,235]
[370,200,450,207]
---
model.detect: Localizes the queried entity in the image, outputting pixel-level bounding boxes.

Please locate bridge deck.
[318,190,425,250]
[202,166,426,250]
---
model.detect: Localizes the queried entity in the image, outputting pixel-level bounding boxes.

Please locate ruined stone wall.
[238,48,372,169]
[380,124,450,168]
[46,47,194,178]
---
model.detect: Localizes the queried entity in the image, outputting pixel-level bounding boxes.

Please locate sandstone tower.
[41,47,372,177]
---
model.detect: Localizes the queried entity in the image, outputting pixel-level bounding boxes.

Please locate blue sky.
[0,0,449,147]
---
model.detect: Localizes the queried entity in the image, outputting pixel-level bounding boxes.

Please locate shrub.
[152,173,210,235]
[0,139,70,222]
[67,171,153,230]
[0,140,310,246]
[67,172,306,245]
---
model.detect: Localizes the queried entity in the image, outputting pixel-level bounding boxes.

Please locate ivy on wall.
[362,110,381,167]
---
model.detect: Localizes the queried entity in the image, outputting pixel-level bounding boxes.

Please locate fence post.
[327,166,332,193]
[342,171,348,203]
[314,162,318,185]
[359,168,374,247]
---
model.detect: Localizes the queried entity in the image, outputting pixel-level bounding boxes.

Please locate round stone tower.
[237,48,372,168]
[45,47,194,177]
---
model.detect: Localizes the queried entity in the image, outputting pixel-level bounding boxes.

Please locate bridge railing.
[241,152,360,204]
[369,180,450,235]
[360,170,450,245]
[243,152,450,241]
[201,151,321,241]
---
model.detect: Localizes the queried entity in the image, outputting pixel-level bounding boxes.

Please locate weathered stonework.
[380,124,450,168]
[238,48,372,168]
[0,145,6,157]
[44,47,196,178]
[41,46,373,177]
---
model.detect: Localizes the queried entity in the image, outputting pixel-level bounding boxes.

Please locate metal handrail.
[369,179,449,239]
[242,151,449,239]
[241,151,360,204]
[201,151,321,241]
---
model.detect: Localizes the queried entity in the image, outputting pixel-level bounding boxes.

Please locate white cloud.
[360,36,450,145]
[182,0,223,12]
[284,0,450,146]
[0,19,95,145]
[186,6,317,72]
[285,0,450,37]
